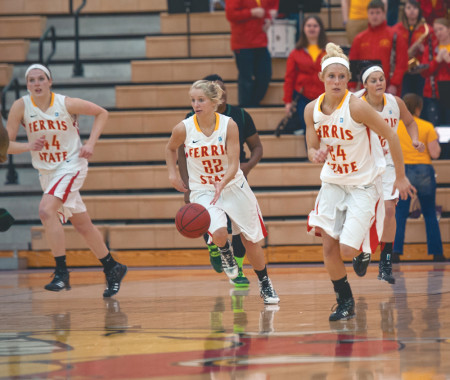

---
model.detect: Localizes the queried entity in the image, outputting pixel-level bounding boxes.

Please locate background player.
[165,80,279,304]
[6,64,127,297]
[352,65,424,284]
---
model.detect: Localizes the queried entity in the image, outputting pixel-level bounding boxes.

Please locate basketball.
[175,203,211,238]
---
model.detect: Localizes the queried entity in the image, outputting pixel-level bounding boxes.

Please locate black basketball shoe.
[103,263,128,298]
[378,258,395,284]
[45,269,71,291]
[352,252,371,277]
[329,297,355,321]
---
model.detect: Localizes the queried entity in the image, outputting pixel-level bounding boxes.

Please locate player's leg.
[39,194,70,291]
[230,234,249,287]
[212,226,239,280]
[378,199,396,284]
[203,232,222,273]
[70,211,127,297]
[241,235,279,304]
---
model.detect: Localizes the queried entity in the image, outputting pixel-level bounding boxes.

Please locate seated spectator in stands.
[392,0,435,96]
[282,15,327,135]
[420,17,450,125]
[225,0,278,107]
[394,93,444,262]
[349,0,408,95]
[417,0,448,25]
[341,0,388,44]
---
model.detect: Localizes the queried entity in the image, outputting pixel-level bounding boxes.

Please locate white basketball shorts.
[39,161,88,223]
[190,178,267,243]
[382,164,399,201]
[307,178,385,253]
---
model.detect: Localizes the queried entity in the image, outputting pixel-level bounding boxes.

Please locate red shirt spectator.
[350,20,408,92]
[225,0,277,51]
[417,0,448,24]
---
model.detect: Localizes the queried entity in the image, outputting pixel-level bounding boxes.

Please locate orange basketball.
[175,203,211,238]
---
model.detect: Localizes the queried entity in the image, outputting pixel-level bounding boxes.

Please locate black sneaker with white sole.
[378,259,395,284]
[352,252,371,277]
[103,263,128,298]
[45,269,71,291]
[220,249,239,280]
[329,297,355,321]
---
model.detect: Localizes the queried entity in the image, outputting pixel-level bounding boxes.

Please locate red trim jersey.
[22,93,86,172]
[183,113,245,192]
[361,93,400,166]
[313,90,385,185]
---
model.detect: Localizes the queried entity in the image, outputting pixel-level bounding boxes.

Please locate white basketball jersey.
[362,93,399,166]
[313,90,385,185]
[22,93,86,171]
[183,113,245,191]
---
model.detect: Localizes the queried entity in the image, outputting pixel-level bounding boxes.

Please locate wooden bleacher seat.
[0,0,166,15]
[115,82,284,108]
[0,40,29,62]
[159,9,344,34]
[0,64,13,87]
[105,108,286,135]
[83,160,450,191]
[30,218,450,250]
[0,16,46,38]
[131,58,286,83]
[145,32,348,59]
[89,135,305,163]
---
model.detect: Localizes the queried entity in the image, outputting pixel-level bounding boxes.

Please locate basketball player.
[352,65,425,284]
[178,74,263,287]
[6,64,127,297]
[305,43,415,321]
[165,80,279,304]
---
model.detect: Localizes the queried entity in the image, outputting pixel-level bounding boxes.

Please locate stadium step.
[0,16,47,38]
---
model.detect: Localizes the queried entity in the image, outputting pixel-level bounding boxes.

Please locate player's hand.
[29,136,46,151]
[311,147,329,163]
[211,181,225,205]
[393,176,416,200]
[79,142,95,159]
[169,176,188,193]
[240,162,251,177]
[412,140,425,153]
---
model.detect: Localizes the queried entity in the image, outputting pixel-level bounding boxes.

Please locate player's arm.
[177,145,190,203]
[305,100,328,163]
[241,132,262,177]
[350,96,415,200]
[211,119,240,205]
[65,97,108,159]
[396,96,425,152]
[0,117,9,163]
[6,99,45,154]
[165,122,188,193]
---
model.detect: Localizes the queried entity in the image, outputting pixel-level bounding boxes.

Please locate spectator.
[417,0,448,24]
[282,15,328,135]
[225,0,278,107]
[392,0,435,96]
[341,0,387,44]
[349,0,408,95]
[394,93,444,262]
[420,17,450,125]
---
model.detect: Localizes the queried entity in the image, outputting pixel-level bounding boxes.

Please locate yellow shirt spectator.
[397,116,438,164]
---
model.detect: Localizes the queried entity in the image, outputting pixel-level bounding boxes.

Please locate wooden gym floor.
[1,261,450,379]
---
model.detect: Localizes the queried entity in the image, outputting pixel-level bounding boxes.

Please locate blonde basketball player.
[165,80,279,304]
[305,43,415,321]
[6,64,127,297]
[352,65,425,285]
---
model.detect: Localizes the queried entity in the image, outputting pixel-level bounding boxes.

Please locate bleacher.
[0,0,448,268]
